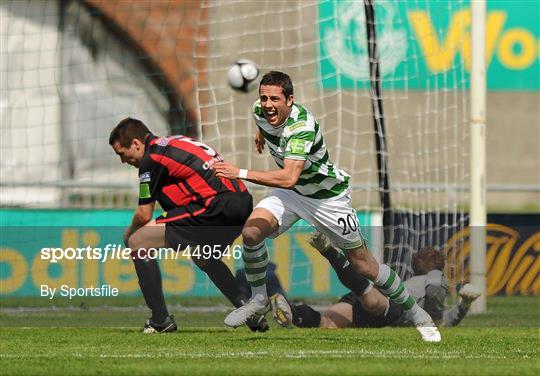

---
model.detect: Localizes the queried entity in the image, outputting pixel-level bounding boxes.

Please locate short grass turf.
[1,297,539,375]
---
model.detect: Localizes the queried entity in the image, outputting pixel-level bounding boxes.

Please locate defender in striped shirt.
[110,118,268,334]
[214,71,440,342]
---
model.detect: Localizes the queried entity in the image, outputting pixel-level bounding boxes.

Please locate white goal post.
[470,0,487,314]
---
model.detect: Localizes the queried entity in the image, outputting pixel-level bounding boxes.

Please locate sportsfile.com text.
[40,244,243,263]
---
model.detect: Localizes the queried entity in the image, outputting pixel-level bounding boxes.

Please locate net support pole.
[470,0,487,313]
[363,0,392,263]
[58,0,72,207]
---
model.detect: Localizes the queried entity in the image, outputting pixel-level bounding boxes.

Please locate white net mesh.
[1,0,470,298]
[194,0,469,283]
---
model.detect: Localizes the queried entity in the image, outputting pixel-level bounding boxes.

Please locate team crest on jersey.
[139,172,151,183]
[290,139,306,154]
[156,137,170,146]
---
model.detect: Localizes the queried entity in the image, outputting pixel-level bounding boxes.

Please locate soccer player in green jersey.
[214,71,441,341]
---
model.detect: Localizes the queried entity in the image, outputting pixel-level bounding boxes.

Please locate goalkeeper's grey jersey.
[404,269,448,309]
[398,270,466,327]
[252,100,350,199]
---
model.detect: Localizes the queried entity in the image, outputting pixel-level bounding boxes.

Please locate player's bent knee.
[319,315,339,329]
[128,232,156,251]
[358,291,387,315]
[127,233,142,251]
[362,297,379,312]
[241,212,277,246]
[241,226,265,246]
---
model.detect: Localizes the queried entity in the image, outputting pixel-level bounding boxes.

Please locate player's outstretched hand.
[255,130,265,154]
[213,161,240,180]
[308,231,332,253]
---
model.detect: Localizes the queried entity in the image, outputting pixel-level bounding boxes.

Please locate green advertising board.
[0,209,374,298]
[319,0,539,90]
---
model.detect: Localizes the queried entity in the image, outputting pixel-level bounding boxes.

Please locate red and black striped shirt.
[138,134,247,210]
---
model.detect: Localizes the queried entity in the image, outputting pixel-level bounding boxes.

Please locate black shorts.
[338,292,403,328]
[156,192,253,249]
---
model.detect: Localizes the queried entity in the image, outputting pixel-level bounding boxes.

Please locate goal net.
[1,0,470,308]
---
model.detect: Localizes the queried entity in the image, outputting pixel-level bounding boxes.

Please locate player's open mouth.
[265,111,277,122]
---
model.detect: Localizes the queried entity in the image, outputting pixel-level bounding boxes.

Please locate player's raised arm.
[255,129,265,154]
[214,158,304,189]
[123,202,155,246]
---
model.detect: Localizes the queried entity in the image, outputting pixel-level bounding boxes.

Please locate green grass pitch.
[1,296,538,375]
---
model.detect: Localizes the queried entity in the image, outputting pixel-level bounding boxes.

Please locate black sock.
[291,303,321,328]
[322,249,371,295]
[197,259,246,308]
[132,258,169,323]
[382,301,403,325]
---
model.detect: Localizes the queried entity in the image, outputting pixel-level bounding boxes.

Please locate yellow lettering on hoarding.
[506,255,533,295]
[81,230,100,247]
[31,254,77,289]
[460,11,507,70]
[532,264,540,295]
[498,29,537,69]
[296,233,329,293]
[409,10,538,73]
[82,259,100,287]
[520,259,539,295]
[445,224,539,296]
[524,235,540,295]
[505,233,540,295]
[408,9,470,72]
[273,235,291,292]
[222,236,242,273]
[486,226,518,295]
[485,12,508,68]
[0,248,27,293]
[62,229,78,249]
[103,258,138,293]
[81,231,100,287]
[162,257,195,294]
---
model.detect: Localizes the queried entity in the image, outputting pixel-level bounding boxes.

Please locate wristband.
[238,169,249,179]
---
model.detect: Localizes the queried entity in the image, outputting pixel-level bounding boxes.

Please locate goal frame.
[470,0,487,313]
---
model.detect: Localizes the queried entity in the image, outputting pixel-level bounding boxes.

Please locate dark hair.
[109,117,151,147]
[412,247,446,275]
[260,71,293,99]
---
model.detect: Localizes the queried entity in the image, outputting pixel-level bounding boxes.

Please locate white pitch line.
[0,304,232,314]
[0,350,512,360]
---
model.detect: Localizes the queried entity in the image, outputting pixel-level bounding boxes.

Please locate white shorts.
[255,188,366,250]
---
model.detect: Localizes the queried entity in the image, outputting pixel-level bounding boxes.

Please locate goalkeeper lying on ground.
[236,231,481,329]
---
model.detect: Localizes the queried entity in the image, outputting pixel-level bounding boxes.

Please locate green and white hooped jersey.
[252,100,350,199]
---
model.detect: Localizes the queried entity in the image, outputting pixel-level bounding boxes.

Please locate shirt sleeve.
[283,122,316,161]
[423,270,448,325]
[137,155,166,206]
